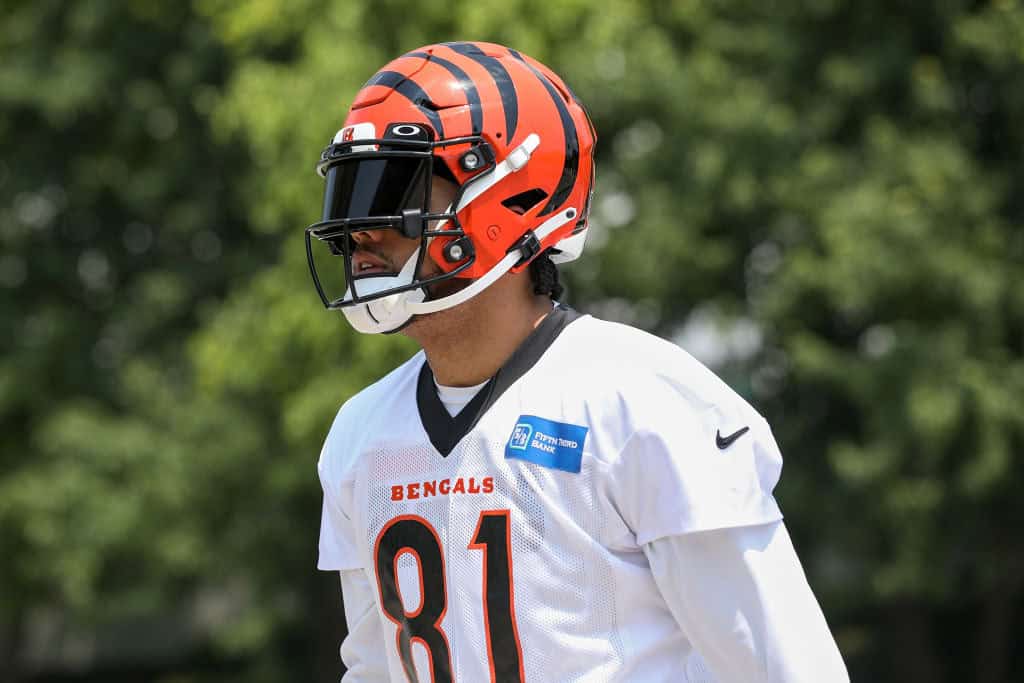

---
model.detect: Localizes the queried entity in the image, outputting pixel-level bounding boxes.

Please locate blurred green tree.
[0,0,275,678]
[2,1,1022,682]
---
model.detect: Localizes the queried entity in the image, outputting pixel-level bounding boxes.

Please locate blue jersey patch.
[505,415,588,473]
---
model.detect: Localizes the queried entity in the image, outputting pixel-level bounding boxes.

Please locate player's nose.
[350,229,384,245]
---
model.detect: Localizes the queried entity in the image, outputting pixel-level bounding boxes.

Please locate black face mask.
[304,126,493,310]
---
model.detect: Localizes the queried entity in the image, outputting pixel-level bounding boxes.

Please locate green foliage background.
[2,1,1022,681]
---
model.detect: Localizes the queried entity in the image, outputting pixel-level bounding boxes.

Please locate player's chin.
[403,278,474,333]
[401,309,447,338]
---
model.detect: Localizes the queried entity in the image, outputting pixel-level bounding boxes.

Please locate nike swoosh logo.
[716,426,750,449]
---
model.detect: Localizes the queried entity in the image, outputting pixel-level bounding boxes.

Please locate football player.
[311,41,849,682]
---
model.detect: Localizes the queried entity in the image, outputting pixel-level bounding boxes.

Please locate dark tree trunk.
[975,574,1023,683]
[0,612,24,683]
[891,604,944,683]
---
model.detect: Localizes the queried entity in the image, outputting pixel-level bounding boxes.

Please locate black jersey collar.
[416,304,581,456]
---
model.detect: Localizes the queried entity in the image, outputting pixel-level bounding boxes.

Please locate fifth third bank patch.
[505,415,588,473]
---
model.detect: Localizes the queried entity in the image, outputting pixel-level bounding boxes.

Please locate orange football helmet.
[306,41,596,333]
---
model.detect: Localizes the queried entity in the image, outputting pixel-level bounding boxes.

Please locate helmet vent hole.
[501,188,548,215]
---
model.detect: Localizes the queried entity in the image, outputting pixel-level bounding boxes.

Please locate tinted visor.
[321,156,428,222]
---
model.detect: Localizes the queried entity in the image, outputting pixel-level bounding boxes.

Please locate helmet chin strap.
[341,133,575,334]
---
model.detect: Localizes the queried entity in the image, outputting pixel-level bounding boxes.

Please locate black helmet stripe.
[507,49,579,217]
[442,42,518,141]
[363,70,445,137]
[407,51,483,135]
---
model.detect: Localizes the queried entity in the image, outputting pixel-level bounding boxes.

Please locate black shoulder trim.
[416,304,581,456]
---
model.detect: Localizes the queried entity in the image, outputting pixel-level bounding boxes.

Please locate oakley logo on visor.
[385,122,433,141]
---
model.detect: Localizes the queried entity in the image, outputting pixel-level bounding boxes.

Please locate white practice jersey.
[318,307,789,682]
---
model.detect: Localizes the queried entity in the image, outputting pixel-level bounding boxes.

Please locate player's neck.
[405,280,553,387]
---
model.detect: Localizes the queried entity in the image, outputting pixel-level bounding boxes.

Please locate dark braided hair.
[528,251,564,300]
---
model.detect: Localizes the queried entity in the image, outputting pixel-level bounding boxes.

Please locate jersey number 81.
[374,510,524,683]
